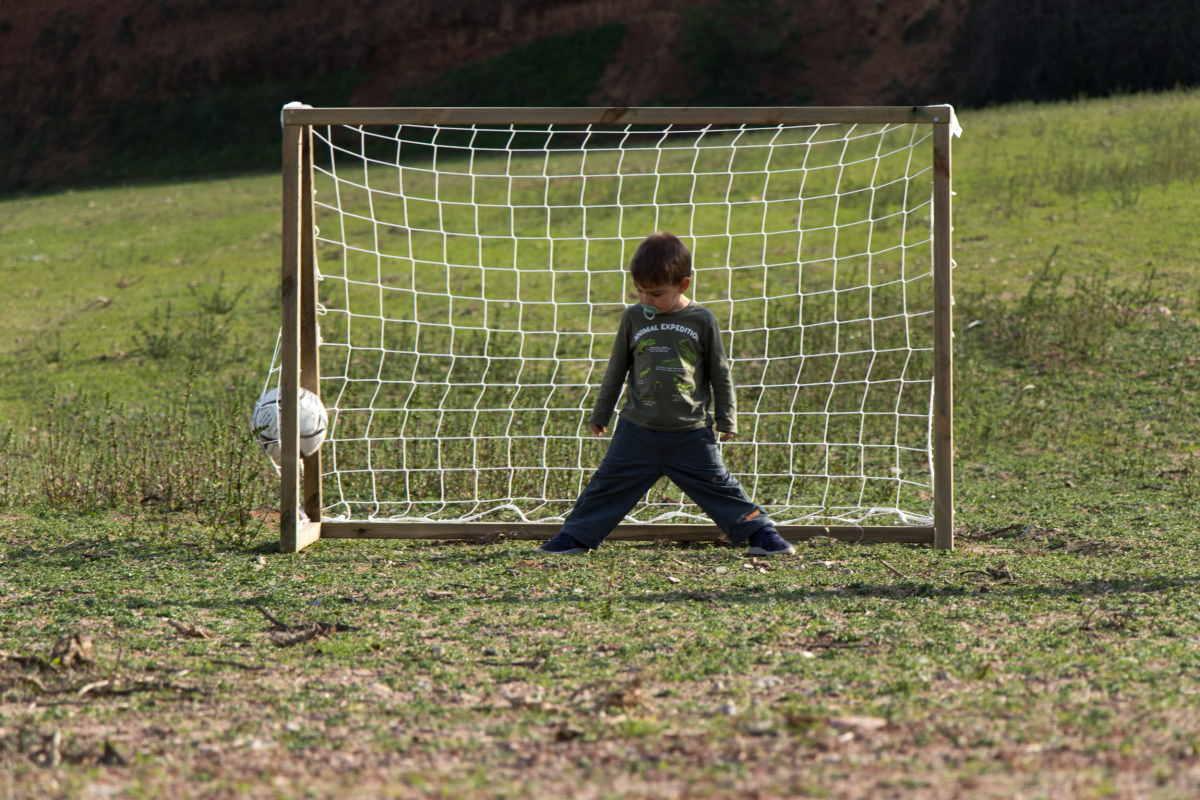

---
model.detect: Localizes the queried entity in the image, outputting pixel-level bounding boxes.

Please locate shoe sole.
[746,545,795,556]
[538,547,588,555]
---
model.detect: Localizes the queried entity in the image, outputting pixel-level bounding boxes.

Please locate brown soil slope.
[10,1,1196,189]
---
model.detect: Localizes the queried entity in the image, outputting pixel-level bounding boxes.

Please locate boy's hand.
[590,423,607,437]
[719,431,736,442]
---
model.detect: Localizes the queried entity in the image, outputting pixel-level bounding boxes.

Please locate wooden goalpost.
[277,106,955,554]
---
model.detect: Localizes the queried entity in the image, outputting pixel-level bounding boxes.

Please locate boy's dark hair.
[630,232,692,286]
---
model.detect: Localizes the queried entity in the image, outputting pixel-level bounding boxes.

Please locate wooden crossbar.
[283,105,955,127]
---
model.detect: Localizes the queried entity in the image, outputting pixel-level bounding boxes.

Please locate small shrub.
[132,279,243,365]
[132,302,177,359]
[0,373,272,547]
[36,330,80,365]
[188,272,248,315]
[1104,156,1144,209]
[957,247,1170,370]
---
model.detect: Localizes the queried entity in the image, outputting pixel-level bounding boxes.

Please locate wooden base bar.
[281,521,322,554]
[319,521,933,545]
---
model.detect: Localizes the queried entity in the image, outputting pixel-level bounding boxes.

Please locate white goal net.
[269,110,957,529]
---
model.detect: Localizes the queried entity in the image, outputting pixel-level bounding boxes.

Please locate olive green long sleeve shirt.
[590,303,737,433]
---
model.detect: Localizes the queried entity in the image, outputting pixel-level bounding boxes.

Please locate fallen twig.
[164,618,212,639]
[4,653,56,672]
[878,559,909,580]
[255,604,358,646]
[73,678,205,698]
[960,564,1017,581]
[272,622,359,648]
[209,658,267,671]
[255,605,293,631]
[4,674,49,692]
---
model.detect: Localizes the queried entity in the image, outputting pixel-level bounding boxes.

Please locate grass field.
[2,90,1200,798]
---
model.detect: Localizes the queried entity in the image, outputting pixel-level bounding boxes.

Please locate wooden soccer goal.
[276,105,956,553]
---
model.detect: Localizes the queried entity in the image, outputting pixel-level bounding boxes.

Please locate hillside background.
[3,0,1199,194]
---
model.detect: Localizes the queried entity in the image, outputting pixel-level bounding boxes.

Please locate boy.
[540,232,795,556]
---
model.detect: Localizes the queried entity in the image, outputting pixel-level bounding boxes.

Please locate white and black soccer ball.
[251,387,328,464]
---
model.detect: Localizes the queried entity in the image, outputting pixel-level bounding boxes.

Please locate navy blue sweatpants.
[560,419,774,548]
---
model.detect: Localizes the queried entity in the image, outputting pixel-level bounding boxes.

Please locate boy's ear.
[679,275,692,292]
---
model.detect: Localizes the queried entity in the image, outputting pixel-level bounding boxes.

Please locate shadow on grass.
[124,575,1200,618]
[478,575,1200,605]
[6,533,542,571]
[7,532,279,568]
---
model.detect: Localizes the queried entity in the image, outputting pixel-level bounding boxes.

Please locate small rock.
[828,715,887,734]
[555,724,584,742]
[743,720,776,736]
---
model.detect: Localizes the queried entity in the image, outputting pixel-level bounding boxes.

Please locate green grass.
[0,175,281,417]
[3,89,1200,797]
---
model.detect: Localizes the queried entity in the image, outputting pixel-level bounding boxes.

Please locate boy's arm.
[706,316,737,434]
[589,311,632,428]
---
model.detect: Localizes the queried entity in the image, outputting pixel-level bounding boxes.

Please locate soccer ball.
[251,387,328,464]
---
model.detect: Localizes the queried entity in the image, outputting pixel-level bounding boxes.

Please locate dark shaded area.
[74,574,1200,613]
[385,23,628,161]
[3,32,365,194]
[1,0,381,193]
[480,574,1200,605]
[395,23,626,107]
[953,0,1200,106]
[677,0,808,105]
[76,72,361,189]
[4,0,1200,194]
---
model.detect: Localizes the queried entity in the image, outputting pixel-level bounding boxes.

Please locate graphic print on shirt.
[631,322,700,407]
[590,304,733,433]
[634,336,659,407]
[673,336,700,397]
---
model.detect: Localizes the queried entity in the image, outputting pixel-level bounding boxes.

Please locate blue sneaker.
[538,532,589,555]
[747,527,795,556]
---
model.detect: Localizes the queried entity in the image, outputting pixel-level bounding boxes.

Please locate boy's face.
[635,276,691,314]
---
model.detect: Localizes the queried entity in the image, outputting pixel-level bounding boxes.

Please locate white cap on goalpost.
[281,101,312,127]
